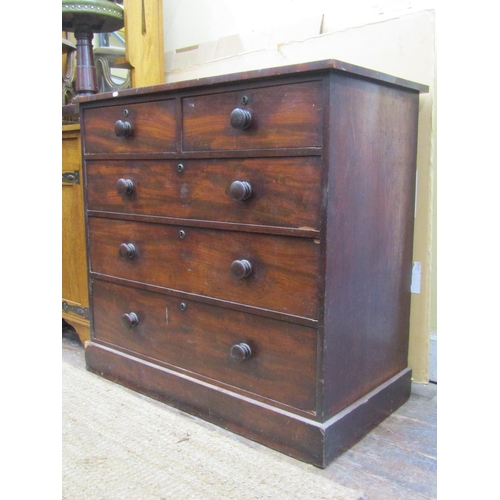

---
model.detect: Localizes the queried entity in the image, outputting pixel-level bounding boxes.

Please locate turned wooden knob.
[230,108,252,130]
[230,259,252,280]
[121,312,139,329]
[230,342,252,362]
[116,178,135,195]
[230,181,252,201]
[119,243,136,259]
[114,119,132,137]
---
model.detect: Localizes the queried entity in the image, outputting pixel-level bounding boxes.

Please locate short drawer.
[82,100,177,154]
[86,157,322,230]
[88,218,320,319]
[91,279,318,412]
[182,80,323,151]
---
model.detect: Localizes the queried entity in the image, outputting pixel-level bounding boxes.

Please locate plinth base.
[86,342,412,468]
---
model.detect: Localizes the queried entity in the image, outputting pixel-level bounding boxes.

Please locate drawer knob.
[230,342,252,363]
[230,108,252,130]
[119,243,137,259]
[121,312,139,329]
[230,180,252,201]
[116,178,135,195]
[230,259,252,280]
[114,119,132,137]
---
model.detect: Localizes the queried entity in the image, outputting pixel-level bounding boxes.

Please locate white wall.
[163,0,435,54]
[162,1,435,94]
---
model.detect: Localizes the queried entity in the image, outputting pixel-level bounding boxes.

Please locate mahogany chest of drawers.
[79,60,428,468]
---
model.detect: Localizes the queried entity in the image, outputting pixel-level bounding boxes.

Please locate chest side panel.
[323,75,419,416]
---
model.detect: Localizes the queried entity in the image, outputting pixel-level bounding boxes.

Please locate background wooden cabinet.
[62,124,90,343]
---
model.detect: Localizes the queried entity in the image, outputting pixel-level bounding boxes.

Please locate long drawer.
[88,218,320,319]
[182,80,323,151]
[86,157,322,230]
[92,279,317,412]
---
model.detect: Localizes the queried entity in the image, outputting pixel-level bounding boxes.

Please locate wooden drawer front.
[92,280,317,412]
[83,100,176,154]
[86,157,322,230]
[182,81,323,151]
[89,218,320,319]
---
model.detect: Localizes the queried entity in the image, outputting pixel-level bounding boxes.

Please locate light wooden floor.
[63,325,436,499]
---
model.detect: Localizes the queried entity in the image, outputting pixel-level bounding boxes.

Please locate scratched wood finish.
[86,157,322,230]
[182,80,323,151]
[83,99,176,154]
[92,279,317,412]
[88,217,320,319]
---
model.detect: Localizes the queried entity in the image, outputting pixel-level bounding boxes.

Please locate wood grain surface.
[86,156,322,230]
[92,279,318,412]
[88,217,320,319]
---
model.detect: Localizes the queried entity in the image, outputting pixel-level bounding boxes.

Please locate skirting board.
[85,342,412,468]
[429,333,437,383]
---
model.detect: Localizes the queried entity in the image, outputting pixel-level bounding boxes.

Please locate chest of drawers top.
[78,58,427,158]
